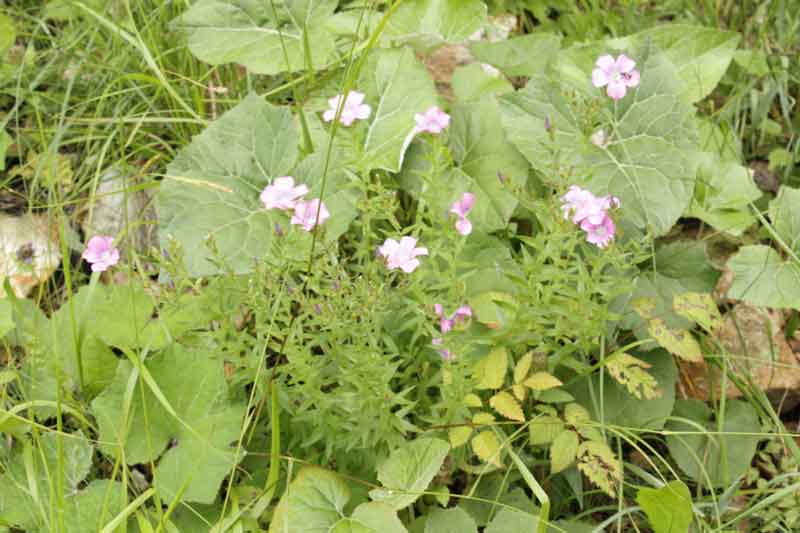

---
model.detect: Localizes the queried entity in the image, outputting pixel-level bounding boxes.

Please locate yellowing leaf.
[511,384,527,402]
[523,372,562,391]
[476,347,508,389]
[449,426,473,448]
[472,431,501,466]
[489,391,524,422]
[528,415,564,445]
[550,430,579,473]
[673,292,722,333]
[606,353,661,400]
[564,403,591,427]
[513,352,533,384]
[577,441,621,498]
[472,412,495,425]
[648,318,703,362]
[463,394,482,408]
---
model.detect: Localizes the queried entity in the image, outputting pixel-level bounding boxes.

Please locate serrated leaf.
[91,344,245,504]
[489,391,524,422]
[528,415,564,446]
[386,0,486,51]
[648,319,703,362]
[550,430,579,473]
[369,438,450,510]
[673,292,722,333]
[564,403,591,427]
[472,412,495,425]
[476,347,508,389]
[173,0,336,75]
[501,51,697,236]
[576,440,621,497]
[511,384,527,402]
[360,48,438,172]
[472,431,501,466]
[449,426,473,448]
[425,507,478,533]
[727,245,800,310]
[605,353,660,400]
[637,481,694,533]
[513,352,533,384]
[523,372,562,391]
[463,393,482,407]
[470,33,562,77]
[157,94,297,276]
[270,467,351,533]
[349,502,408,533]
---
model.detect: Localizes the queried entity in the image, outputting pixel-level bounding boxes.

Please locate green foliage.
[173,0,337,75]
[91,344,245,503]
[385,0,487,51]
[370,438,450,510]
[637,481,694,533]
[666,400,762,487]
[424,507,477,533]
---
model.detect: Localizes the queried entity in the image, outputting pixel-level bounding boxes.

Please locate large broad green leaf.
[568,350,676,431]
[425,507,477,533]
[91,344,245,503]
[360,48,438,172]
[501,51,697,236]
[470,33,562,77]
[686,119,760,235]
[350,503,408,533]
[385,0,486,50]
[0,433,95,531]
[63,480,127,533]
[451,63,513,103]
[158,94,298,276]
[270,467,350,533]
[173,0,336,75]
[369,437,450,510]
[666,400,762,487]
[636,481,694,533]
[616,241,720,342]
[448,96,530,231]
[769,186,800,253]
[485,509,540,533]
[609,25,740,103]
[727,245,800,310]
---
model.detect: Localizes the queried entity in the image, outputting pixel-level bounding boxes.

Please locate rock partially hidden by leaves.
[0,213,61,298]
[81,166,158,260]
[680,304,800,410]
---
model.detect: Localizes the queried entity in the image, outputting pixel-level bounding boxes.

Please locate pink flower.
[592,54,640,100]
[290,199,330,232]
[322,91,371,126]
[434,304,472,333]
[82,235,120,272]
[560,186,620,226]
[581,215,616,248]
[260,176,309,210]
[378,236,428,273]
[449,193,475,235]
[431,337,453,361]
[414,106,451,134]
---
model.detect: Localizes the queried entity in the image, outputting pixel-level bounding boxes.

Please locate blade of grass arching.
[22,439,51,531]
[73,1,201,121]
[721,480,800,529]
[507,448,549,533]
[100,488,155,533]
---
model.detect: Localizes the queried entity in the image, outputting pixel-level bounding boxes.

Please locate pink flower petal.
[592,68,609,87]
[616,54,636,73]
[455,217,472,236]
[606,81,627,100]
[595,54,616,72]
[624,69,640,88]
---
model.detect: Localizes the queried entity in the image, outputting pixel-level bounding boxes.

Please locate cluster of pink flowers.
[82,235,120,272]
[592,54,640,100]
[561,186,620,248]
[260,176,329,232]
[431,304,472,360]
[323,91,371,126]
